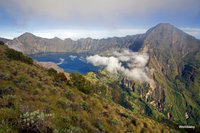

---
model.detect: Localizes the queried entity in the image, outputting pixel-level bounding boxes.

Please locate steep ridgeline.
[143,24,200,125]
[6,32,145,54]
[85,24,200,126]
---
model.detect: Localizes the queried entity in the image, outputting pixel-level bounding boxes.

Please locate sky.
[0,0,200,39]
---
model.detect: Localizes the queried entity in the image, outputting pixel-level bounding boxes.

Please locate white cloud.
[86,50,154,83]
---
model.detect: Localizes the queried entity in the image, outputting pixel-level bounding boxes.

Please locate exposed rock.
[37,62,64,72]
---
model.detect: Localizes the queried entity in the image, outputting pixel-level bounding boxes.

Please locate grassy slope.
[0,45,177,132]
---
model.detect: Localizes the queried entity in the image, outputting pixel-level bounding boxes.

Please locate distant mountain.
[6,23,200,55]
[6,32,145,54]
[0,37,10,43]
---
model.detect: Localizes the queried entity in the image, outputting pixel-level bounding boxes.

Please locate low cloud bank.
[86,50,153,83]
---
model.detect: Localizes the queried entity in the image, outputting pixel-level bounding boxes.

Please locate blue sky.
[0,0,200,39]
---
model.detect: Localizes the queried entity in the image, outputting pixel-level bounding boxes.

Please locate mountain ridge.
[5,23,200,55]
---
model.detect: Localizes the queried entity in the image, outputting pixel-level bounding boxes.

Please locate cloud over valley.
[86,50,154,83]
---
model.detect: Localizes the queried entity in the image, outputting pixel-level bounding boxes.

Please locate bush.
[40,95,48,102]
[67,125,82,133]
[58,126,82,133]
[18,110,53,133]
[50,88,58,94]
[71,114,79,122]
[57,99,71,109]
[62,116,71,123]
[54,73,68,82]
[70,72,93,94]
[0,72,11,80]
[0,41,4,45]
[95,119,104,132]
[80,102,89,110]
[64,90,74,100]
[13,77,29,90]
[5,48,33,64]
[0,86,15,97]
[33,89,39,95]
[110,118,119,125]
[47,68,57,76]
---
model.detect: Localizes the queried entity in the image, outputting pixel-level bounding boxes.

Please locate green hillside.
[1,23,200,133]
[0,42,181,132]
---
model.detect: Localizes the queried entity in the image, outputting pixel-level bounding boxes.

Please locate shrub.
[71,114,79,122]
[40,95,48,102]
[0,108,18,132]
[47,68,57,76]
[70,72,93,94]
[64,90,74,100]
[58,126,82,133]
[67,126,82,133]
[95,119,104,132]
[37,83,46,90]
[71,103,83,111]
[0,41,4,45]
[110,118,119,125]
[62,116,71,123]
[0,72,11,80]
[57,99,71,109]
[50,88,58,94]
[5,48,33,64]
[13,77,29,90]
[33,89,39,95]
[54,73,68,82]
[0,86,15,97]
[18,110,53,133]
[0,95,16,108]
[80,102,89,110]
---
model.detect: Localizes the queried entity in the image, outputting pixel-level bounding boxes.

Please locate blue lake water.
[29,53,101,74]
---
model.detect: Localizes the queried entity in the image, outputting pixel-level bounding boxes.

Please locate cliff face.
[84,24,200,126]
[126,23,200,125]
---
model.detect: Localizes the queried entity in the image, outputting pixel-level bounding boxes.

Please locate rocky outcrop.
[37,62,64,72]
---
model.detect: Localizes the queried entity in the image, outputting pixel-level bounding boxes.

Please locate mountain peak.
[19,32,36,38]
[146,23,177,34]
[155,23,174,27]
